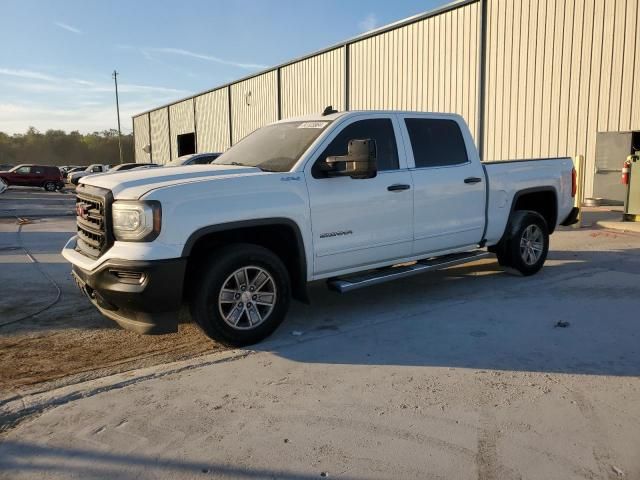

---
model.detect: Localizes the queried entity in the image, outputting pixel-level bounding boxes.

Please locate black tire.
[500,210,549,276]
[43,181,56,192]
[190,243,291,346]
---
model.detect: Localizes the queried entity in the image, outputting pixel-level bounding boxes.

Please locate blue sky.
[0,0,448,134]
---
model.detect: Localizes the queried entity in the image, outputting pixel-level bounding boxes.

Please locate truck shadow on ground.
[0,440,354,480]
[258,247,640,378]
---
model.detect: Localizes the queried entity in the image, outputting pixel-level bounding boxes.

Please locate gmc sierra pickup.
[63,110,579,346]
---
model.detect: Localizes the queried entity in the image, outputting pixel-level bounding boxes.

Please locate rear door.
[305,115,414,276]
[399,115,486,255]
[29,166,45,187]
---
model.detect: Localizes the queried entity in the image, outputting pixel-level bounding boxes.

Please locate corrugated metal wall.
[149,108,170,165]
[195,88,230,153]
[169,99,195,159]
[483,0,640,196]
[349,1,480,141]
[133,113,150,163]
[135,0,638,197]
[230,70,278,144]
[280,48,345,118]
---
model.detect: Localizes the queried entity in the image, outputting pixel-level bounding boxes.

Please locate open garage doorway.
[177,132,196,157]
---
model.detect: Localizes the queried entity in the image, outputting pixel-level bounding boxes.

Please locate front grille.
[75,185,113,258]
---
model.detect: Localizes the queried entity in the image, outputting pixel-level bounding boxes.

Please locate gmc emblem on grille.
[76,204,89,219]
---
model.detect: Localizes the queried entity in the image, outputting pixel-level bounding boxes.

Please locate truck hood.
[80,164,262,198]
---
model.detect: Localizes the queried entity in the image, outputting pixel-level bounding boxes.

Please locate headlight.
[111,200,161,241]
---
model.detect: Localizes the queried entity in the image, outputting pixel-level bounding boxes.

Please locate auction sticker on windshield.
[298,122,329,129]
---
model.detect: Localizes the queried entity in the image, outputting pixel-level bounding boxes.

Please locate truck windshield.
[213,121,331,172]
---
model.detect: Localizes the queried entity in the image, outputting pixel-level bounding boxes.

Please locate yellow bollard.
[572,155,586,228]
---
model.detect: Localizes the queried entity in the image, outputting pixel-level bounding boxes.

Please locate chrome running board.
[327,250,492,293]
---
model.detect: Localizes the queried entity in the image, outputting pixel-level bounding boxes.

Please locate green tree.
[0,128,134,168]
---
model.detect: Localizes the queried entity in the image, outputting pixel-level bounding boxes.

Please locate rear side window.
[313,118,399,178]
[33,167,44,175]
[193,156,215,165]
[405,119,469,168]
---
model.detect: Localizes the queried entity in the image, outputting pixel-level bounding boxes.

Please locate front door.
[11,166,32,186]
[306,116,414,276]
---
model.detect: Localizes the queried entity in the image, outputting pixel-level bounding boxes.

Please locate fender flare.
[507,186,558,232]
[182,218,309,302]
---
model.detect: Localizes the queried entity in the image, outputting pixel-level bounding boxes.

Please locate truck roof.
[277,110,462,124]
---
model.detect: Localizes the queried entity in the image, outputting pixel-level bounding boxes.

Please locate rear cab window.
[404,118,469,168]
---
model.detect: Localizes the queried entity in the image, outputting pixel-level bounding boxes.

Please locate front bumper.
[70,253,187,335]
[560,207,580,226]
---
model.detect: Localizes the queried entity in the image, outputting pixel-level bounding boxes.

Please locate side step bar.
[327,250,492,293]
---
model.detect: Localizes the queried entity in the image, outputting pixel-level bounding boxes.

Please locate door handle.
[464,177,483,184]
[387,184,411,192]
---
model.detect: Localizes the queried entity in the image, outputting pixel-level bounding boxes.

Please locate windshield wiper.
[217,161,248,167]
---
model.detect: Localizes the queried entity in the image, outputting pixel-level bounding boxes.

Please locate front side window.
[313,118,399,178]
[213,121,331,172]
[16,166,30,174]
[405,119,469,168]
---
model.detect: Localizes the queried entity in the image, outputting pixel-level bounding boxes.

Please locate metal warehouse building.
[133,0,640,201]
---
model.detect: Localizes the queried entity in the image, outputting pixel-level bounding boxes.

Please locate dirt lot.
[0,189,221,397]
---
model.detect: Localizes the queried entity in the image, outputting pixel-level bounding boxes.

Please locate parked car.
[68,164,109,185]
[0,164,64,191]
[60,165,82,175]
[164,153,221,167]
[62,166,85,180]
[63,110,578,346]
[107,163,160,173]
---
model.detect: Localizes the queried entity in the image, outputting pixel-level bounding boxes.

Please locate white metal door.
[305,116,414,276]
[399,114,486,255]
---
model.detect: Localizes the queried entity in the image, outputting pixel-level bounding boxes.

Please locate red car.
[0,164,64,191]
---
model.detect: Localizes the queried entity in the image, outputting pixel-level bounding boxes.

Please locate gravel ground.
[0,189,220,397]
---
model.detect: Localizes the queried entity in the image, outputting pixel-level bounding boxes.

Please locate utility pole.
[112,70,123,164]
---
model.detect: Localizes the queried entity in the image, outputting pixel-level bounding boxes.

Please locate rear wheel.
[190,244,291,346]
[43,181,56,192]
[497,210,549,276]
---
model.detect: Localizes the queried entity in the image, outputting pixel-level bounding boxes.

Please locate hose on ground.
[0,218,62,328]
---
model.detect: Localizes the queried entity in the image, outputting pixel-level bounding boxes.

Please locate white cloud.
[358,13,378,32]
[54,22,82,34]
[0,68,188,96]
[0,101,160,134]
[0,67,190,133]
[128,46,268,70]
[0,68,58,82]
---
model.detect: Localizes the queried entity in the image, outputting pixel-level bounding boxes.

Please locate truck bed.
[483,157,575,244]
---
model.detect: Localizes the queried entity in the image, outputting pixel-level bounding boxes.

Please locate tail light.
[571,167,577,198]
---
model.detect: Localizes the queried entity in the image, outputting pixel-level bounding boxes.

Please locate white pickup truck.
[63,110,578,346]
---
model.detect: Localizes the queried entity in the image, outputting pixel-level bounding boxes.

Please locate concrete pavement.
[1,223,639,479]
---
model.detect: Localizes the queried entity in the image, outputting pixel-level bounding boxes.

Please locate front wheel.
[190,244,291,346]
[500,211,549,276]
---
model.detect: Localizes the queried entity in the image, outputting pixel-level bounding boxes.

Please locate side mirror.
[323,139,377,179]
